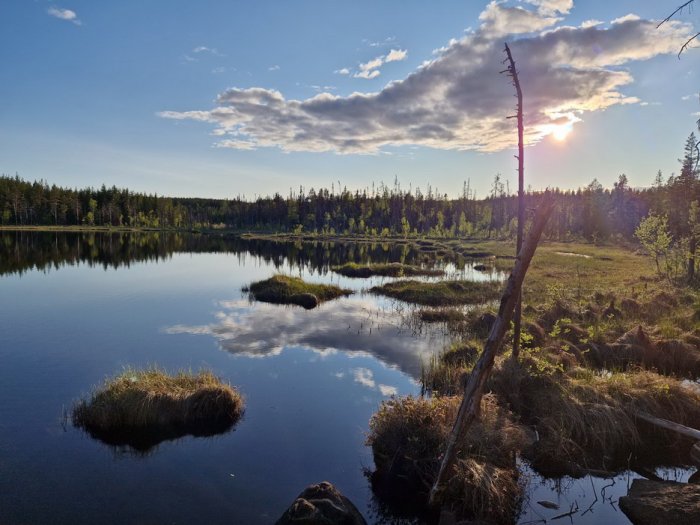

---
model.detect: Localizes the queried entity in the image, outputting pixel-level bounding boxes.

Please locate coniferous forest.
[1,132,698,244]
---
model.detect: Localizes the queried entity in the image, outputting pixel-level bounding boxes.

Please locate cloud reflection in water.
[164,297,448,378]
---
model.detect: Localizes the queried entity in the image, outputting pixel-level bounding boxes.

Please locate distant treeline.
[1,132,698,241]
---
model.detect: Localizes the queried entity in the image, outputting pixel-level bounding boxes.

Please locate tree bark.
[428,196,555,506]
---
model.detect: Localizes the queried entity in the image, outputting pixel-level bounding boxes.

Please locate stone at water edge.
[275,481,367,525]
[619,479,700,525]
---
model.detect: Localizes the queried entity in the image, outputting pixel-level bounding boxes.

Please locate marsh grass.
[73,367,244,451]
[371,279,501,307]
[421,344,700,479]
[248,274,352,309]
[417,308,466,324]
[331,262,443,278]
[367,394,527,523]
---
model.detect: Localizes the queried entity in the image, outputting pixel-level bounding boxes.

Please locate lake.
[0,231,690,524]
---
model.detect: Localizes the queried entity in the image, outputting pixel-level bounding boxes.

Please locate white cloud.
[352,49,407,79]
[353,368,376,389]
[47,7,81,25]
[378,384,398,396]
[354,69,381,79]
[193,46,224,57]
[479,1,560,36]
[160,3,693,154]
[212,67,226,74]
[385,49,408,63]
[367,36,397,48]
[525,0,573,15]
[268,65,281,71]
[334,68,350,75]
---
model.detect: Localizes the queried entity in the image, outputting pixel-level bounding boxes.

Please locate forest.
[1,132,698,245]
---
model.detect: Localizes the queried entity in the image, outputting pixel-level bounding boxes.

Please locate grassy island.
[371,279,501,306]
[331,262,443,278]
[248,274,352,309]
[73,368,244,451]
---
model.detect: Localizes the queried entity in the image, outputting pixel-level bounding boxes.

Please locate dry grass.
[490,353,700,475]
[331,262,443,278]
[73,367,244,450]
[248,274,352,309]
[367,394,527,523]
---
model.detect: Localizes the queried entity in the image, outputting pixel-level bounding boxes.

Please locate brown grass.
[489,353,700,475]
[367,394,527,523]
[73,367,244,450]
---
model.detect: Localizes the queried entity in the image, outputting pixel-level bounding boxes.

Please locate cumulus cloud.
[160,1,693,154]
[334,68,350,75]
[268,65,281,71]
[47,6,81,25]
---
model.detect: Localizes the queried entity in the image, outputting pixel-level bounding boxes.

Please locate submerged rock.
[619,479,700,525]
[276,481,367,525]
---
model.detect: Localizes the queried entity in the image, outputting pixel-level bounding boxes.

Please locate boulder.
[276,481,367,525]
[619,479,700,525]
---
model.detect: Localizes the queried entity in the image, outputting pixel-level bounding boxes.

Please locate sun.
[551,123,573,142]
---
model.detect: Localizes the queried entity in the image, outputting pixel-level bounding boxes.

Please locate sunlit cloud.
[160,1,693,154]
[47,6,81,25]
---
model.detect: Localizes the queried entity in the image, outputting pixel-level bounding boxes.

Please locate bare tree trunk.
[503,42,525,360]
[428,196,555,506]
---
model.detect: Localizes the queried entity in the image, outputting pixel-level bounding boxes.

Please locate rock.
[276,481,367,525]
[619,479,700,525]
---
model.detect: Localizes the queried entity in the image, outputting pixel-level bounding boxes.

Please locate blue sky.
[1,1,698,198]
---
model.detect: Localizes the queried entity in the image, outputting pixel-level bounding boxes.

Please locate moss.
[248,274,352,309]
[331,262,443,278]
[73,368,244,451]
[371,279,501,307]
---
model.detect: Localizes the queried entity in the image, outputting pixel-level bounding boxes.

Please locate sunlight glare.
[552,123,573,142]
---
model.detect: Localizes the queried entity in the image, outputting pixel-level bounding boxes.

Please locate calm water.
[0,231,462,524]
[0,231,691,524]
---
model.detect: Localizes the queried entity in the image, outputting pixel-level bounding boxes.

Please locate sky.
[1,0,699,199]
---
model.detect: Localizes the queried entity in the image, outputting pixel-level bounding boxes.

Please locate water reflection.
[74,415,240,455]
[164,297,449,378]
[0,230,510,281]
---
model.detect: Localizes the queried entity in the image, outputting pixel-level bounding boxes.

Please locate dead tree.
[502,42,525,360]
[428,196,555,506]
[658,1,699,58]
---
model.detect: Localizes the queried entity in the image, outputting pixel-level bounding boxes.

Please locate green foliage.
[635,213,672,274]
